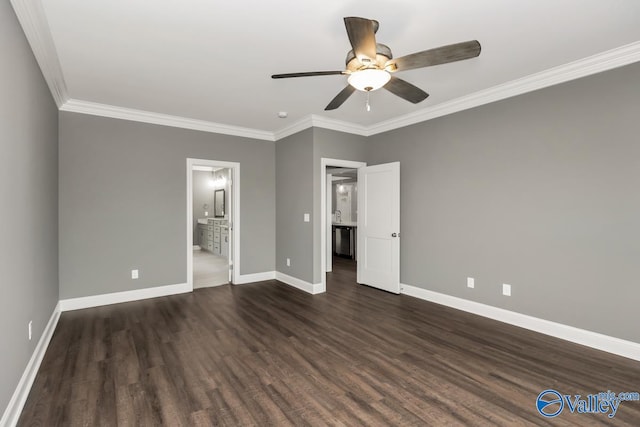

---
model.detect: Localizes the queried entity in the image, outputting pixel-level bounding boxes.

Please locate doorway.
[329,167,358,267]
[192,166,231,288]
[320,158,366,291]
[187,158,241,291]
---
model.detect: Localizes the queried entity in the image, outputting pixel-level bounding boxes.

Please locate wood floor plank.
[17,257,640,426]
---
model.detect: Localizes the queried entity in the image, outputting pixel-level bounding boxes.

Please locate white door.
[357,162,400,293]
[326,174,333,272]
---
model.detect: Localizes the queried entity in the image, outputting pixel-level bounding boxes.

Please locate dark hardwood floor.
[18,257,640,426]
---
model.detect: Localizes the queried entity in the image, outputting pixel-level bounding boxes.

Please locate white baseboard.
[401,283,640,362]
[314,281,326,294]
[1,302,60,427]
[59,282,190,312]
[234,271,276,285]
[276,272,325,294]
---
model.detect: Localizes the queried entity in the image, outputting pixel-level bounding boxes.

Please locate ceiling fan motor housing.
[346,43,392,72]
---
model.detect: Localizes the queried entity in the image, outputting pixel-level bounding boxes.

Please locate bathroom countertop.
[332,222,357,227]
[198,218,229,225]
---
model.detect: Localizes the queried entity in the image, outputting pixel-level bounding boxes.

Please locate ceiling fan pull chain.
[366,91,371,112]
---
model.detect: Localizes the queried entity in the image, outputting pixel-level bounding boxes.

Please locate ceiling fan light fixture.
[347,69,390,92]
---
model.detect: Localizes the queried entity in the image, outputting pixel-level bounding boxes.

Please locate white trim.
[400,283,640,362]
[320,158,366,292]
[0,302,61,427]
[59,283,190,311]
[192,166,214,172]
[10,0,68,107]
[187,158,241,290]
[276,272,325,294]
[310,114,369,137]
[325,173,333,273]
[61,99,274,141]
[234,271,276,284]
[273,115,369,141]
[273,115,314,140]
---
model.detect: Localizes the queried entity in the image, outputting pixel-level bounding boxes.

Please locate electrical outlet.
[28,321,32,340]
[467,277,474,288]
[286,258,291,267]
[502,283,511,296]
[131,269,139,279]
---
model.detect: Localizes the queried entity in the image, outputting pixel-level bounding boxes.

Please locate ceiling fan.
[272,17,481,111]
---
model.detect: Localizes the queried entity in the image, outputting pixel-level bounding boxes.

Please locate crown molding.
[272,115,314,140]
[366,40,640,136]
[273,114,369,141]
[310,115,369,137]
[61,99,275,141]
[11,0,68,107]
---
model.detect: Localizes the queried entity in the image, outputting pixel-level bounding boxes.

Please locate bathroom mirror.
[214,189,225,217]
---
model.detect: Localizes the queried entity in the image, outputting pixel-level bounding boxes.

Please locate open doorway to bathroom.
[187,158,240,291]
[192,166,231,288]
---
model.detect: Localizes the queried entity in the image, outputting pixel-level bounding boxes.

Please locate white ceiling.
[35,0,640,136]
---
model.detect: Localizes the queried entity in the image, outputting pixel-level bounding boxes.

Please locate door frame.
[186,158,241,291]
[320,158,366,290]
[325,173,332,273]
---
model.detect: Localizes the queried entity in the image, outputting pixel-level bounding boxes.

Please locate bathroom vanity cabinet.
[198,219,229,257]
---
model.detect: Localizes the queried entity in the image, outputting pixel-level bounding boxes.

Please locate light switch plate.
[467,277,474,288]
[304,213,310,222]
[502,283,511,296]
[131,269,139,279]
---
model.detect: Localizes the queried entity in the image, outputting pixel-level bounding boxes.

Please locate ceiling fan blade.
[271,71,345,79]
[325,85,356,110]
[388,40,481,72]
[384,76,429,104]
[344,17,378,62]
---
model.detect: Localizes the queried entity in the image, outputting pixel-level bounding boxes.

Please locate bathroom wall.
[332,182,357,223]
[212,168,231,218]
[192,170,215,243]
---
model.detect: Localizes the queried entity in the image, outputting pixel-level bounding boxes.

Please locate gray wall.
[275,129,314,281]
[367,61,640,343]
[59,112,275,299]
[0,1,59,417]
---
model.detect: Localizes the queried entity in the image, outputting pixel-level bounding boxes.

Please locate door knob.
[391,233,398,237]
